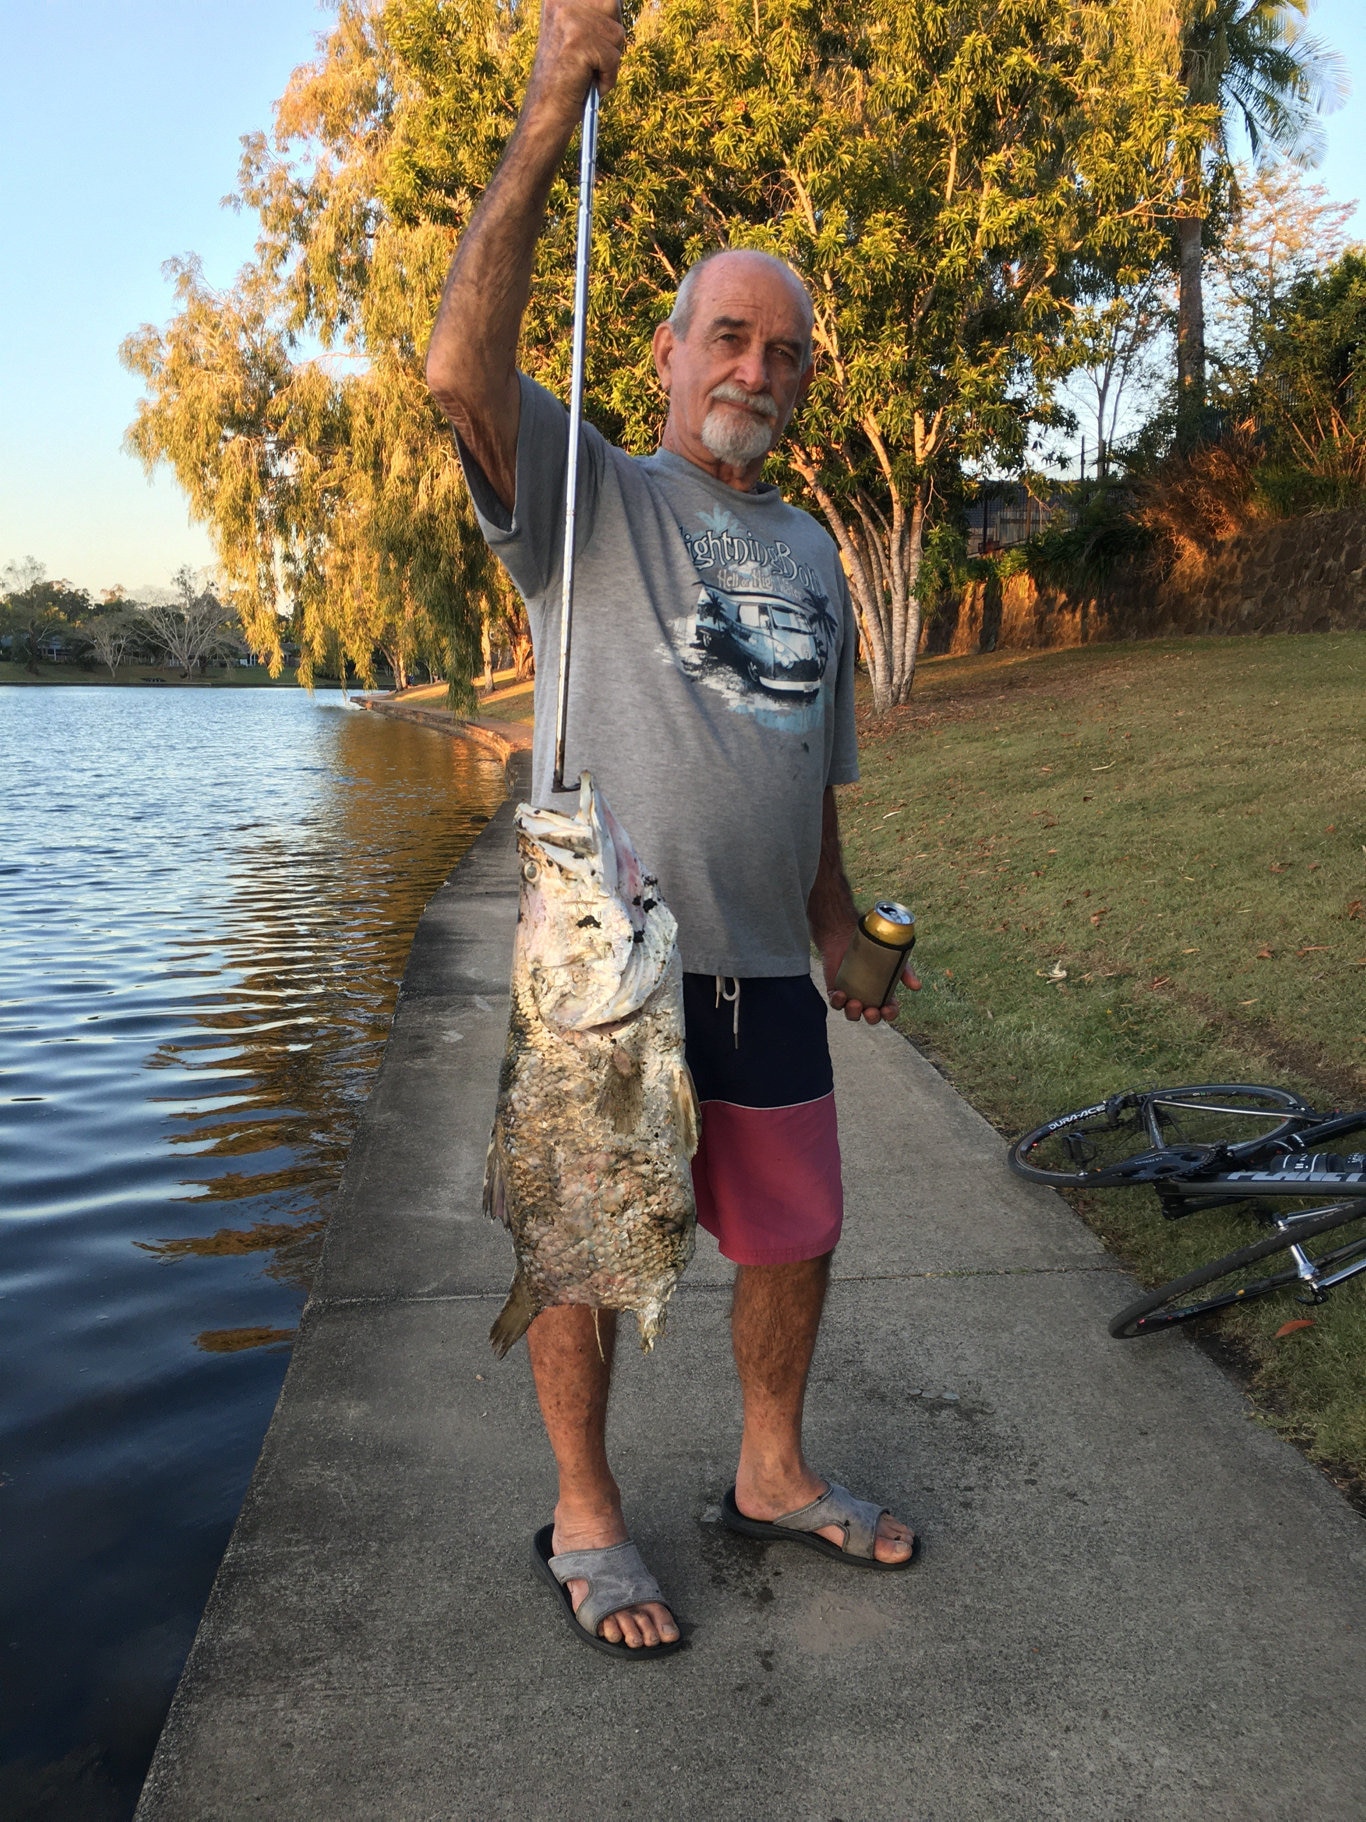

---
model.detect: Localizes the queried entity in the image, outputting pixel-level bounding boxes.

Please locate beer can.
[833,901,917,1009]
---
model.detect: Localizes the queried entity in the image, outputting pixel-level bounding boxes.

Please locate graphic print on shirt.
[662,505,840,732]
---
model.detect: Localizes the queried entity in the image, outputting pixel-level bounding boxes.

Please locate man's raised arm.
[424,0,624,513]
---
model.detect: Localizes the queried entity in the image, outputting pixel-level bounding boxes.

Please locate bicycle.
[1008,1084,1366,1338]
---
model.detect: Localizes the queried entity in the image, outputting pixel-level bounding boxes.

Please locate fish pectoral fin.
[483,1134,509,1227]
[673,1063,701,1159]
[596,1048,644,1133]
[489,1272,537,1357]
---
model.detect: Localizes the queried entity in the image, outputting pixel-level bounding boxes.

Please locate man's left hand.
[820,933,921,1025]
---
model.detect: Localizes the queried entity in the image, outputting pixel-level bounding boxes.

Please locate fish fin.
[596,1046,643,1133]
[489,1273,536,1358]
[673,1064,701,1159]
[635,1297,667,1353]
[483,1133,509,1226]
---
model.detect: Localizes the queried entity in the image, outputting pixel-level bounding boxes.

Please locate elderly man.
[425,0,919,1657]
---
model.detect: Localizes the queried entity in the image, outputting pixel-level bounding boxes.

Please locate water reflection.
[0,689,505,1819]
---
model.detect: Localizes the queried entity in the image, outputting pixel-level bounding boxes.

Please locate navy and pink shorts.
[683,973,843,1267]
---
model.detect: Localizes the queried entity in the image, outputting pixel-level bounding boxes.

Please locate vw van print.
[693,583,831,698]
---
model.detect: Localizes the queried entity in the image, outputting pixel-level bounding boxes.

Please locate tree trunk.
[893,486,928,704]
[480,616,493,693]
[1176,213,1206,449]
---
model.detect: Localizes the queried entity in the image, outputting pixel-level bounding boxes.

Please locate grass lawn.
[838,632,1366,1489]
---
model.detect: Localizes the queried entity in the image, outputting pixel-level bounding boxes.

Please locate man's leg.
[730,1255,915,1563]
[527,1305,679,1647]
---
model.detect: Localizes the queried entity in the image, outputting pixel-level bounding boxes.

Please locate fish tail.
[489,1272,537,1358]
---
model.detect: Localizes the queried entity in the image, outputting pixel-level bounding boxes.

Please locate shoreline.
[356,690,534,765]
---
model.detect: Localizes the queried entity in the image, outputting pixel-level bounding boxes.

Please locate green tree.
[1245,248,1366,506]
[1,559,93,674]
[124,0,1209,709]
[1173,0,1346,445]
[393,0,1210,704]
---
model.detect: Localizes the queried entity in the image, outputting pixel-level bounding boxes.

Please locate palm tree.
[1176,0,1346,444]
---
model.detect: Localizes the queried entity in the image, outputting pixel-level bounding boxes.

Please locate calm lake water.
[0,688,506,1820]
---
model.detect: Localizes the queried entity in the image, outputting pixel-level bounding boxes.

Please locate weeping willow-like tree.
[122,8,495,696]
[124,0,1210,707]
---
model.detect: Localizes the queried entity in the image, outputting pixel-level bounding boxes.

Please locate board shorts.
[682,972,843,1267]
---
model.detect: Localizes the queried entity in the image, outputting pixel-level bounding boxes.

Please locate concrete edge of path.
[358,692,534,764]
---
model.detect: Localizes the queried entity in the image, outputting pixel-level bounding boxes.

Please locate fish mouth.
[517,773,638,914]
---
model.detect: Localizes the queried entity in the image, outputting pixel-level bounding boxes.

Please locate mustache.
[707,382,779,420]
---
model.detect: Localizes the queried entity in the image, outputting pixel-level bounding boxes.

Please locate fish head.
[515,773,678,1032]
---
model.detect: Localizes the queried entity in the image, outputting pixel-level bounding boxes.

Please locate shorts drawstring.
[715,974,741,1048]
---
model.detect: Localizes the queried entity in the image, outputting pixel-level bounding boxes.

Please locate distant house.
[967,483,1075,557]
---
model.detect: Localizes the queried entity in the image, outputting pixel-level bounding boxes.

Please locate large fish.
[484,773,699,1356]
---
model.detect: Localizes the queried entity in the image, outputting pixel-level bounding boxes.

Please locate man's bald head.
[652,247,817,488]
[668,250,814,361]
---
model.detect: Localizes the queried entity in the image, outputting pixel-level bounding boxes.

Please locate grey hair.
[667,249,814,357]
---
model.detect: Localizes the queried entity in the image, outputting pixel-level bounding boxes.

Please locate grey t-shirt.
[461,374,860,977]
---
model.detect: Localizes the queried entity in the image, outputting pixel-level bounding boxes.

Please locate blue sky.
[2,0,1364,596]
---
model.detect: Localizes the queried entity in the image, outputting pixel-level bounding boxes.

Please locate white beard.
[699,402,776,465]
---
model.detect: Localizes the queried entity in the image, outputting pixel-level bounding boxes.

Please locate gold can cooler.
[833,901,917,1008]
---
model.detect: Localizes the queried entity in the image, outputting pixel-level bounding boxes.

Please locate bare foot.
[734,1472,916,1564]
[552,1507,680,1648]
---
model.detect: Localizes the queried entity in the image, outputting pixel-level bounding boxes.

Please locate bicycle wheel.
[1009,1084,1315,1188]
[1109,1201,1366,1337]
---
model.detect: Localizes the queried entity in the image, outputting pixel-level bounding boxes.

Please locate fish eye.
[522,860,540,882]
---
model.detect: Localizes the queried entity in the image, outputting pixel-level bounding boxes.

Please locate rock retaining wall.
[924,507,1366,657]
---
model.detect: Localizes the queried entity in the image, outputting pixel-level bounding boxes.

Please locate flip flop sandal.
[532,1526,685,1659]
[721,1483,920,1571]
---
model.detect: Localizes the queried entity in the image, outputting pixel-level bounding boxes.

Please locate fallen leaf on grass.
[1256,948,1274,960]
[1150,976,1172,990]
[1273,1318,1315,1339]
[1181,946,1199,954]
[1091,763,1115,772]
[1239,999,1259,1006]
[1348,900,1362,921]
[882,810,902,819]
[1036,962,1068,982]
[1269,863,1287,873]
[1297,945,1329,957]
[1089,907,1110,926]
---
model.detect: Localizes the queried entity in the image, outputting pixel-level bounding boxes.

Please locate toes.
[645,1600,680,1644]
[874,1516,915,1563]
[600,1601,677,1649]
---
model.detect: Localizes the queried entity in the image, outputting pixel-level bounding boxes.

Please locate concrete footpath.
[136,761,1366,1821]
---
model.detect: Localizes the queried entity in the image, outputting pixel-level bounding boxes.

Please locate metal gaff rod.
[551,83,600,795]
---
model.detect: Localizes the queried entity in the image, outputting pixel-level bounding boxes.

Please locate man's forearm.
[423,0,624,511]
[424,105,572,491]
[807,786,859,948]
